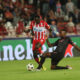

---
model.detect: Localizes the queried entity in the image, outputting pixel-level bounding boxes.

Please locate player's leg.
[37,53,52,69]
[35,40,49,70]
[51,55,72,70]
[37,40,46,62]
[33,40,44,64]
[51,59,68,70]
[51,63,72,70]
[34,41,43,61]
[37,39,45,55]
[33,40,40,64]
[33,50,40,64]
[42,52,52,70]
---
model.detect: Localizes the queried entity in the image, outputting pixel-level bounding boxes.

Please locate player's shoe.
[42,66,47,71]
[39,57,46,71]
[66,65,72,70]
[39,57,41,62]
[35,69,41,71]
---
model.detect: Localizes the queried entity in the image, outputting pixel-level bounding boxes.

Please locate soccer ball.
[27,63,34,71]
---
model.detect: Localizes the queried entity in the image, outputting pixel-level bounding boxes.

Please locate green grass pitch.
[0,57,80,80]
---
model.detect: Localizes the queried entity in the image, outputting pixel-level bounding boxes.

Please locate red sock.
[34,58,40,64]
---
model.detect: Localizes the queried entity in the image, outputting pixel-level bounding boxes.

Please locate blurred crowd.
[0,0,80,38]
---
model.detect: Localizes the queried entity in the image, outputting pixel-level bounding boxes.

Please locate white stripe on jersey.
[39,24,41,39]
[37,31,38,40]
[33,23,46,40]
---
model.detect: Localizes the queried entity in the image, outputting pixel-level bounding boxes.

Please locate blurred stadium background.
[0,0,80,80]
[0,0,80,38]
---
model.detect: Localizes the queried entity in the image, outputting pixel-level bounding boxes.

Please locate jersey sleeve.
[44,21,50,29]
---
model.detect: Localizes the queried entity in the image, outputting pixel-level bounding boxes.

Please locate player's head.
[59,29,67,38]
[34,15,40,24]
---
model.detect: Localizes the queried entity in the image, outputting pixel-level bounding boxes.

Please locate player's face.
[60,31,67,38]
[35,17,40,24]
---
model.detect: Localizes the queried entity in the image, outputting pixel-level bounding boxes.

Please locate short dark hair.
[35,15,40,19]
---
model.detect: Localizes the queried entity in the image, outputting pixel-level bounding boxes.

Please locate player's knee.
[33,53,37,58]
[33,50,36,53]
[33,49,39,54]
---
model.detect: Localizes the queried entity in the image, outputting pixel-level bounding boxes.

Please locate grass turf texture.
[0,57,80,80]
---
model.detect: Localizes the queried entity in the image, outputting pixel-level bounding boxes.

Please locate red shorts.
[32,39,45,54]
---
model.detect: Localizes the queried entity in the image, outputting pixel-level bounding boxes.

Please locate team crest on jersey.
[33,27,45,32]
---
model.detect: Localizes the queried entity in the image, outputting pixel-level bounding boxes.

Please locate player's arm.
[46,39,58,47]
[45,21,53,37]
[72,43,80,51]
[48,28,53,37]
[69,37,80,51]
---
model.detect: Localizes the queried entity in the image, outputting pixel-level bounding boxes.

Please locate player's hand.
[45,35,48,40]
[45,32,49,40]
[73,43,80,52]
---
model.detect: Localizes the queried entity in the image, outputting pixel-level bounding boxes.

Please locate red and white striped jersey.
[30,20,50,40]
